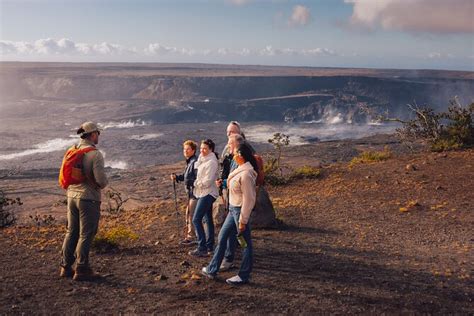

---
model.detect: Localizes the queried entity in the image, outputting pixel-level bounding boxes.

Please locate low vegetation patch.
[349,147,392,168]
[0,191,21,228]
[93,225,139,252]
[264,133,322,186]
[29,213,56,227]
[265,165,321,186]
[290,165,321,180]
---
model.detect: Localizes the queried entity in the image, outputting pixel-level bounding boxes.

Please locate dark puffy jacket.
[176,155,197,196]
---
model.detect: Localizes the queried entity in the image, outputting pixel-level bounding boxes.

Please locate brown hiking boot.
[59,266,74,278]
[73,266,101,281]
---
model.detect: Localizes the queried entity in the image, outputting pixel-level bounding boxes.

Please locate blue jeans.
[224,231,238,262]
[192,194,216,252]
[207,206,253,282]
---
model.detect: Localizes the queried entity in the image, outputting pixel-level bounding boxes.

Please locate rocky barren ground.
[1,139,472,314]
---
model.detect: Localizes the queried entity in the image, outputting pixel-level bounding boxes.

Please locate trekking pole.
[172,178,180,238]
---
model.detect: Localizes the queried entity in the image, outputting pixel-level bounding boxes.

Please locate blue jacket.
[176,155,197,197]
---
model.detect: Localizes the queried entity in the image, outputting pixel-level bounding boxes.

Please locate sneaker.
[226,275,248,285]
[201,267,216,279]
[188,249,208,257]
[219,260,235,272]
[180,239,197,246]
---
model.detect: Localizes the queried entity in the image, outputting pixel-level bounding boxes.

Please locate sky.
[0,0,473,70]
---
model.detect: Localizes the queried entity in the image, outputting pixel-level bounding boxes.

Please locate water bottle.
[237,233,247,248]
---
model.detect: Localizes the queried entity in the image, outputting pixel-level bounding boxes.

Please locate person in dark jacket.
[171,140,198,245]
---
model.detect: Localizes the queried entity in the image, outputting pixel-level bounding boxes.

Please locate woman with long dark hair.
[189,139,219,257]
[201,142,257,285]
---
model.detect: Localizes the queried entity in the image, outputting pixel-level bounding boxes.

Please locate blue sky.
[0,0,473,70]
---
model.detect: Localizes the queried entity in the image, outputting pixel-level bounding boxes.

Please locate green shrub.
[267,132,290,176]
[0,191,21,228]
[290,166,321,180]
[431,138,462,152]
[93,225,138,252]
[265,174,290,186]
[396,99,473,152]
[349,148,391,168]
[105,188,129,215]
[266,166,321,185]
[29,213,56,227]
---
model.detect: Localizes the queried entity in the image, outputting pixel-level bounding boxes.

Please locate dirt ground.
[1,147,473,314]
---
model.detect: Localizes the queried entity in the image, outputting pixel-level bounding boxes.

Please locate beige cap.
[77,121,102,135]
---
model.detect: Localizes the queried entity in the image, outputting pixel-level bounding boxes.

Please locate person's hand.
[238,222,246,233]
[216,179,223,187]
[170,174,176,181]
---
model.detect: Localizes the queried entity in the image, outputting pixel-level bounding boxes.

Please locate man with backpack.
[59,121,108,281]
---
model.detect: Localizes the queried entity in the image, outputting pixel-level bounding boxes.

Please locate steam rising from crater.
[0,138,76,160]
[100,119,151,130]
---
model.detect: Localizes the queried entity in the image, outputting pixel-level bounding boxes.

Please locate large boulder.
[212,195,227,227]
[250,186,278,229]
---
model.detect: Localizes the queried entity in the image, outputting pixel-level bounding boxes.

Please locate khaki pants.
[61,198,100,268]
[185,198,197,240]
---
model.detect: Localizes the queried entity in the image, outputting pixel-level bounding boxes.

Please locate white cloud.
[228,0,252,6]
[345,0,474,34]
[237,48,252,56]
[288,5,311,27]
[0,38,339,60]
[427,52,455,59]
[145,43,197,56]
[302,48,337,56]
[259,45,277,56]
[0,38,135,56]
[217,47,230,55]
[428,52,442,59]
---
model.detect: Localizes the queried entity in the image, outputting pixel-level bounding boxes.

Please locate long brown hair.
[236,143,258,173]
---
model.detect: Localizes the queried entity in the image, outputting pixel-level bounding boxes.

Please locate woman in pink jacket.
[201,142,257,285]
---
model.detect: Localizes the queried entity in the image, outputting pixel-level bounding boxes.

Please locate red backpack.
[254,154,265,186]
[59,146,96,189]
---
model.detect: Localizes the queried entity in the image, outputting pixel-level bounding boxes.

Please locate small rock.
[155,274,168,281]
[191,273,201,280]
[180,260,191,267]
[65,289,77,296]
[154,241,162,245]
[405,164,417,171]
[149,176,157,181]
[365,175,371,179]
[435,185,444,190]
[111,174,121,179]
